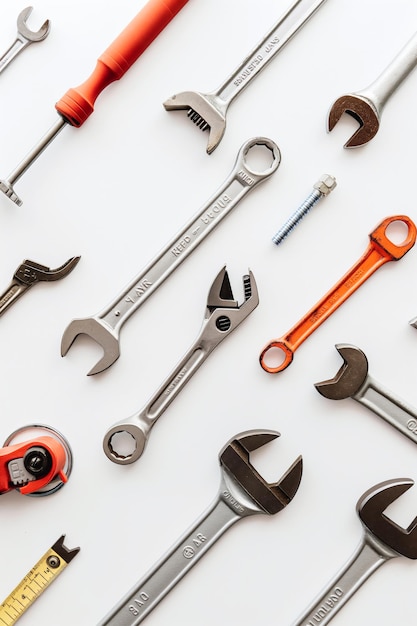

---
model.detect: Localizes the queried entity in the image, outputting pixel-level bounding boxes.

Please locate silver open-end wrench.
[61,137,280,375]
[292,478,417,626]
[0,7,50,75]
[104,266,259,464]
[98,429,303,625]
[315,344,417,444]
[328,31,417,147]
[163,0,329,153]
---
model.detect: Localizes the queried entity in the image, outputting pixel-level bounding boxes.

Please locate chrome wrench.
[98,430,303,625]
[328,31,417,147]
[103,266,259,464]
[0,7,50,75]
[315,343,417,444]
[163,0,329,153]
[61,138,280,375]
[292,478,417,626]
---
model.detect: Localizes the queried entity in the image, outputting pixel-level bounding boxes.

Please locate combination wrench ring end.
[260,215,417,374]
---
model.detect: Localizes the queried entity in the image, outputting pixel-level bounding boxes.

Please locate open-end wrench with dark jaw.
[292,478,417,626]
[0,7,50,75]
[98,429,303,625]
[61,138,280,375]
[328,31,417,148]
[163,0,329,153]
[315,344,417,444]
[104,266,259,464]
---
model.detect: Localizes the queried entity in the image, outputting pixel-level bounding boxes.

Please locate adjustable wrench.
[103,266,259,464]
[292,478,417,625]
[98,429,303,625]
[0,256,80,316]
[0,6,50,75]
[163,0,329,153]
[315,343,417,444]
[259,215,416,373]
[328,31,417,148]
[61,138,280,375]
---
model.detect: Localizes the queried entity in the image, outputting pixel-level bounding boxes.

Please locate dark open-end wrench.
[0,7,50,75]
[61,138,280,376]
[259,216,416,374]
[328,31,417,148]
[98,430,303,625]
[315,343,417,444]
[292,478,417,625]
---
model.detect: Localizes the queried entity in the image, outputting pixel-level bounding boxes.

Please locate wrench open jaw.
[163,91,227,154]
[358,478,417,559]
[17,6,51,42]
[315,343,368,400]
[327,94,380,148]
[219,430,303,515]
[61,317,120,377]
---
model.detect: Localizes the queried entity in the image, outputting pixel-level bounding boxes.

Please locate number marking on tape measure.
[0,535,79,624]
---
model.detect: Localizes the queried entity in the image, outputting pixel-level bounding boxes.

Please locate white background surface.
[1,0,417,624]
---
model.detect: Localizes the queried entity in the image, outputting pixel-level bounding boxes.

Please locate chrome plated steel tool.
[0,7,50,75]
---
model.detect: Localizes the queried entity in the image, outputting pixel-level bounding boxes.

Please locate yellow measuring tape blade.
[0,535,79,625]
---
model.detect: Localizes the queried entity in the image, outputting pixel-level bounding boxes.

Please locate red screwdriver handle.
[55,0,189,127]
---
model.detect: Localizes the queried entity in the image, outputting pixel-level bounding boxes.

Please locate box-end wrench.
[163,0,329,154]
[103,266,259,464]
[259,215,416,374]
[315,343,417,444]
[98,429,303,625]
[328,31,417,148]
[0,7,50,75]
[0,0,190,206]
[292,478,417,626]
[61,138,280,376]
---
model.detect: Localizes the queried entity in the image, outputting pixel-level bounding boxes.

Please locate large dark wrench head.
[314,344,369,400]
[358,479,417,559]
[220,430,303,515]
[327,94,380,148]
[18,7,51,42]
[61,317,119,376]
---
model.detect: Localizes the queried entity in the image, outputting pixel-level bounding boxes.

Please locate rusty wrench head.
[359,479,417,559]
[314,343,368,400]
[219,430,303,515]
[327,94,380,148]
[17,6,50,42]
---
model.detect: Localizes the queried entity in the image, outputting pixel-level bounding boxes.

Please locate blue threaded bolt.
[272,174,337,245]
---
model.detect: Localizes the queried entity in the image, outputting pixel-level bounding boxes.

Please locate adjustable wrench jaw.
[219,430,303,517]
[314,344,369,400]
[358,479,417,560]
[163,91,227,154]
[327,94,380,148]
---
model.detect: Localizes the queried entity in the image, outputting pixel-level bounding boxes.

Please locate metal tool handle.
[55,0,189,126]
[260,215,417,373]
[98,497,240,626]
[354,374,417,443]
[0,35,29,74]
[214,0,328,106]
[292,532,395,626]
[0,281,29,315]
[98,138,279,333]
[359,31,417,113]
[103,325,215,464]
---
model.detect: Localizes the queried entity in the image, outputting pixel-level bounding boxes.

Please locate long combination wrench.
[103,266,259,464]
[163,0,329,153]
[0,0,190,206]
[315,343,417,444]
[328,30,417,147]
[62,138,280,375]
[98,429,303,625]
[292,478,417,625]
[259,215,416,373]
[0,6,50,75]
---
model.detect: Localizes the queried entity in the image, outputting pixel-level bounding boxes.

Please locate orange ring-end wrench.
[260,215,417,374]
